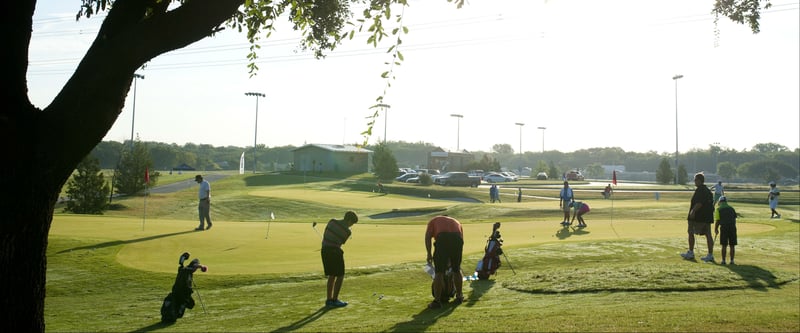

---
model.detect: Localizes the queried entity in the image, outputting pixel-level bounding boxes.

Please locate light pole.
[245,92,265,174]
[515,123,524,155]
[129,73,144,150]
[450,114,463,151]
[376,104,391,143]
[537,126,546,153]
[673,74,683,185]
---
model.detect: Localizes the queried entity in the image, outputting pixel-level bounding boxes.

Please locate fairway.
[45,179,799,332]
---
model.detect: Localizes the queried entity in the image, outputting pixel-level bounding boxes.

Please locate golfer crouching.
[425,215,465,309]
[321,211,358,308]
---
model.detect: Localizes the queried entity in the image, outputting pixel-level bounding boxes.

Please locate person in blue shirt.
[559,181,574,225]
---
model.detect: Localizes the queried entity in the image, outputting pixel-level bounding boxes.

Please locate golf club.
[311,221,322,239]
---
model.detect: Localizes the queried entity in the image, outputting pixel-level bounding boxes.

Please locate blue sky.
[28,0,800,154]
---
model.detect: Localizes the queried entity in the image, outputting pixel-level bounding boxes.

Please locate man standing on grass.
[321,211,358,308]
[194,175,212,231]
[682,173,715,262]
[425,215,465,309]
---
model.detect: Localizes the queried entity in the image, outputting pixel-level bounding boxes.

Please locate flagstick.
[142,183,147,231]
[610,171,619,238]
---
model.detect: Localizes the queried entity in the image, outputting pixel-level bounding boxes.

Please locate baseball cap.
[195,175,203,181]
[718,196,727,202]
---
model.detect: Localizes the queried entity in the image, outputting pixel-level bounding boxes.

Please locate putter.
[312,222,322,239]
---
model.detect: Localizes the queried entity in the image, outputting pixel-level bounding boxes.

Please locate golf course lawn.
[44,178,800,332]
[50,215,775,275]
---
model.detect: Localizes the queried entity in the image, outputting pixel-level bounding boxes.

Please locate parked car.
[484,173,511,183]
[566,170,585,181]
[501,172,518,181]
[395,173,418,182]
[434,172,481,187]
[536,172,548,180]
[405,176,420,183]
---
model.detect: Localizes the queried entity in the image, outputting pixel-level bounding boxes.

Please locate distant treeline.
[90,140,799,180]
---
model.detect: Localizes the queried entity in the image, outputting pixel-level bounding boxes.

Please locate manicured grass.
[44,174,799,332]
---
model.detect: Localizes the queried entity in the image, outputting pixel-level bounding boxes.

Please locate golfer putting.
[319,211,358,308]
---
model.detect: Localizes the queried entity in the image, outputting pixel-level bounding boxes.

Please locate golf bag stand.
[475,222,503,280]
[160,252,207,323]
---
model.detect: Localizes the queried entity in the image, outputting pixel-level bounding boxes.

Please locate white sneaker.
[701,254,714,262]
[681,251,694,259]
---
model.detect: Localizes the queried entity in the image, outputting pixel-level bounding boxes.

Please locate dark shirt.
[689,185,714,223]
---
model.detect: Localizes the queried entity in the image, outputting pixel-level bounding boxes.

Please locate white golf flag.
[239,151,245,174]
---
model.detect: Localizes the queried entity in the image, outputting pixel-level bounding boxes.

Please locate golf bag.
[475,222,503,280]
[429,265,457,303]
[160,252,207,323]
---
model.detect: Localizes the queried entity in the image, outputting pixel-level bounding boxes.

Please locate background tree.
[466,154,500,172]
[656,158,674,184]
[737,160,798,182]
[752,142,790,153]
[584,163,605,179]
[535,160,549,174]
[64,156,110,214]
[371,142,399,181]
[548,161,560,181]
[677,164,689,185]
[717,161,738,180]
[0,0,774,330]
[114,139,158,195]
[492,143,514,155]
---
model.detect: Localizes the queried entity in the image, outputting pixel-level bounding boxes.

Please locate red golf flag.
[612,170,617,185]
[145,167,150,184]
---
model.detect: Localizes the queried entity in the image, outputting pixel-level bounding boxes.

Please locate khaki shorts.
[687,220,710,235]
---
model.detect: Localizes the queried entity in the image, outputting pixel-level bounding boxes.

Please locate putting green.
[248,188,462,209]
[49,214,774,275]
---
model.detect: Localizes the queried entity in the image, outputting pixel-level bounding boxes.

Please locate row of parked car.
[394,168,520,184]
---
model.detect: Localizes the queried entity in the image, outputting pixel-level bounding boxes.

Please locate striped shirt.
[322,219,351,248]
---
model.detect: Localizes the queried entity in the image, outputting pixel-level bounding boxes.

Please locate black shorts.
[433,232,464,274]
[719,225,737,246]
[321,246,345,276]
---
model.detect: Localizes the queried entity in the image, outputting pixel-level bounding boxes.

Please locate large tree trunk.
[0,0,243,331]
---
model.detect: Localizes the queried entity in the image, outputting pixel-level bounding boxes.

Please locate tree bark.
[0,0,243,331]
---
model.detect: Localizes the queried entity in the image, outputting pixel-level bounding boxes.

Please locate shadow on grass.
[270,306,332,332]
[370,208,448,219]
[555,225,591,240]
[387,305,456,332]
[129,320,173,332]
[55,230,198,254]
[725,264,783,291]
[464,279,496,307]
